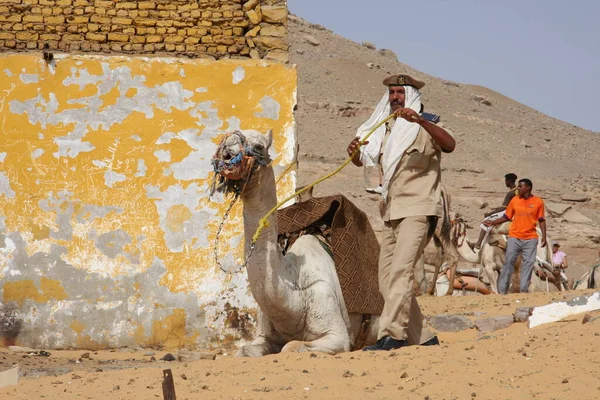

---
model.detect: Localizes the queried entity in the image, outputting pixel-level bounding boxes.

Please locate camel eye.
[254,144,264,151]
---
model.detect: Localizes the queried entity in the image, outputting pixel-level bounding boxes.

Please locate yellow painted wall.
[0,53,297,349]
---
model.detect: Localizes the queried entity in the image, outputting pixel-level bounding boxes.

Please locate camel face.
[211,130,273,196]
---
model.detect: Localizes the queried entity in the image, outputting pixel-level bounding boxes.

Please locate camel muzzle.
[210,130,268,196]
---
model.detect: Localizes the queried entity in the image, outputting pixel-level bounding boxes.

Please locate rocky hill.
[287,14,600,278]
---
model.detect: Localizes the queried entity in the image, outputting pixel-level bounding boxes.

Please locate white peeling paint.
[4,69,13,77]
[131,135,142,142]
[135,159,147,177]
[0,172,16,198]
[179,68,186,77]
[154,150,171,162]
[95,300,123,311]
[92,160,108,168]
[19,73,39,84]
[38,133,44,139]
[255,96,280,120]
[104,170,126,188]
[232,66,245,84]
[195,87,208,93]
[0,152,6,162]
[31,148,44,159]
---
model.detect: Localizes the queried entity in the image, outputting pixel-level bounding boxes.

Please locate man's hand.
[347,137,367,167]
[394,107,424,123]
[540,237,547,247]
[482,220,494,227]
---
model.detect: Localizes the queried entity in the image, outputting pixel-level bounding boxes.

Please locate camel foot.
[281,341,311,353]
[235,344,272,357]
[281,339,344,355]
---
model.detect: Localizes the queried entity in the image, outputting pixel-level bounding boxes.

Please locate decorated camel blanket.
[277,195,384,316]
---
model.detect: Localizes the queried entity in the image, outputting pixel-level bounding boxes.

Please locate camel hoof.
[235,345,267,358]
[281,341,309,353]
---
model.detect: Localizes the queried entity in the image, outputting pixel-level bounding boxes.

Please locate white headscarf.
[356,86,422,199]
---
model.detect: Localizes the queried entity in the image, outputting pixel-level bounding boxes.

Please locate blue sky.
[289,0,600,132]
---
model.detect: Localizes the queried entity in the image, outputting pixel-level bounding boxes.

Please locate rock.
[295,48,304,55]
[428,314,474,332]
[252,36,287,51]
[546,202,572,217]
[520,140,531,148]
[161,353,176,362]
[265,51,289,63]
[242,0,260,12]
[367,62,374,69]
[0,366,19,389]
[475,316,514,333]
[287,14,305,25]
[245,10,260,25]
[249,49,260,60]
[245,26,261,37]
[529,292,600,328]
[261,6,287,23]
[177,350,216,361]
[361,41,376,50]
[343,370,354,378]
[562,378,569,384]
[560,194,590,202]
[304,35,320,46]
[80,352,91,359]
[472,95,492,106]
[562,208,592,224]
[513,307,533,322]
[8,346,35,353]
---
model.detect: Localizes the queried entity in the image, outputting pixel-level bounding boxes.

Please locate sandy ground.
[2,290,600,400]
[2,11,600,400]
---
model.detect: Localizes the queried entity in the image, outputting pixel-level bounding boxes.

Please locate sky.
[288,0,600,132]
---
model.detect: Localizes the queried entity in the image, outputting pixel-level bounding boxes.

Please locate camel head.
[210,130,273,196]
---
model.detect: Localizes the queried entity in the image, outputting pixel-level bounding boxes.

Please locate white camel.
[212,131,380,356]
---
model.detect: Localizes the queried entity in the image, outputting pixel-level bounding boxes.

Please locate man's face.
[553,245,559,253]
[388,86,406,112]
[517,182,530,197]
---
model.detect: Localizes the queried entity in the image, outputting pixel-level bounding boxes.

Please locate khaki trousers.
[378,215,435,344]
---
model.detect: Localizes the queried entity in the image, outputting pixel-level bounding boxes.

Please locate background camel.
[212,130,381,356]
[453,221,564,293]
[573,256,600,290]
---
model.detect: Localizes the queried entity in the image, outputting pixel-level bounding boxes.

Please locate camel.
[573,257,600,290]
[452,220,564,293]
[212,130,380,356]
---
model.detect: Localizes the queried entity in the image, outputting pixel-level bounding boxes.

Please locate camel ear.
[265,130,273,150]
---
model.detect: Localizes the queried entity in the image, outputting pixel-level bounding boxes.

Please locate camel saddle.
[277,195,384,316]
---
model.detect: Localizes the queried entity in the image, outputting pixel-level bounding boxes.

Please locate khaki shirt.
[381,124,449,221]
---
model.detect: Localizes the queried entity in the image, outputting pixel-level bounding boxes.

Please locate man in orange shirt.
[482,178,547,294]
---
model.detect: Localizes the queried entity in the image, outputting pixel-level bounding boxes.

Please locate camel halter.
[211,114,396,273]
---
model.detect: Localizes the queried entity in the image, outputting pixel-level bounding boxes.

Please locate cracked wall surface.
[0,53,297,350]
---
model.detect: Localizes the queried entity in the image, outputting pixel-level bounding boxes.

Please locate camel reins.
[212,113,396,273]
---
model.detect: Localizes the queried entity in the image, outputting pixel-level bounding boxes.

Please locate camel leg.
[235,312,282,357]
[281,289,352,355]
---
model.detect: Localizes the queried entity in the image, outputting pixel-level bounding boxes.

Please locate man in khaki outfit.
[347,74,455,351]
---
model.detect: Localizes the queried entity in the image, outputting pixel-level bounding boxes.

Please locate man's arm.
[485,206,507,217]
[483,215,509,227]
[395,108,455,152]
[562,255,568,269]
[539,219,547,247]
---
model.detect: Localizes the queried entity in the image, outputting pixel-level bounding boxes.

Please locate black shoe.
[421,336,440,346]
[363,336,409,351]
[362,337,385,351]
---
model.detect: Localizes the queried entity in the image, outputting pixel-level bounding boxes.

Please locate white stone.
[528,291,600,328]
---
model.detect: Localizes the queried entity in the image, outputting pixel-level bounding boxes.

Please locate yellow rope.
[251,113,396,244]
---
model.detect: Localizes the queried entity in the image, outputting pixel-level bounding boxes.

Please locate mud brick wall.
[0,0,289,61]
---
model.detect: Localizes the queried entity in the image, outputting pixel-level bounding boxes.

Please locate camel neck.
[240,166,290,305]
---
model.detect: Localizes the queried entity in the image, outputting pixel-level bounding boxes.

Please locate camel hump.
[296,185,314,203]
